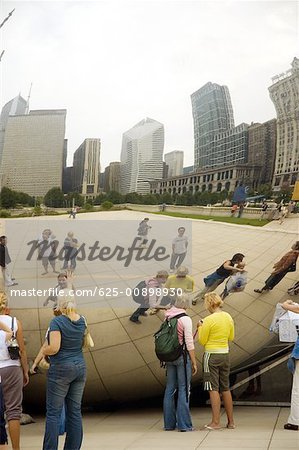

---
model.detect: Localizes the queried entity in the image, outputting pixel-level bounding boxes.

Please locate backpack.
[132,280,147,304]
[154,313,187,362]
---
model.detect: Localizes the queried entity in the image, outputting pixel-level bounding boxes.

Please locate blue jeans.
[43,361,86,450]
[163,355,193,431]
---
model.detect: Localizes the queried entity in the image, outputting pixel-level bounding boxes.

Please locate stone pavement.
[20,406,298,449]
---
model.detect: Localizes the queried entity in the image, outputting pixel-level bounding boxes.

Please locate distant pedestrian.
[279,205,288,224]
[37,229,59,276]
[288,201,295,216]
[197,292,235,430]
[260,201,268,221]
[169,227,188,273]
[69,207,77,219]
[0,236,17,287]
[62,232,79,272]
[237,203,244,218]
[254,242,299,294]
[230,204,238,217]
[136,218,151,248]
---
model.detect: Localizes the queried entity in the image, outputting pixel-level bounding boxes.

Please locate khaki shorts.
[203,353,230,392]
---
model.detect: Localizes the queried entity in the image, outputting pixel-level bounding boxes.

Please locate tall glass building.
[191,82,248,169]
[120,118,164,194]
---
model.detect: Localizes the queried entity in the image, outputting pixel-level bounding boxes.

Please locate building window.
[217,182,222,192]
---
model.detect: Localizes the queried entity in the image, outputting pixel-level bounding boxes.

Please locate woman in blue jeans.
[42,289,86,450]
[163,294,197,431]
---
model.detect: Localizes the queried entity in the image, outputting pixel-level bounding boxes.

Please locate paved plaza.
[20,406,299,449]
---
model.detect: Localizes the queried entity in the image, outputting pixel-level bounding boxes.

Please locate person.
[279,205,288,224]
[220,262,247,300]
[42,289,87,450]
[230,204,238,217]
[0,237,17,287]
[288,201,295,216]
[0,320,13,449]
[68,207,77,219]
[37,229,59,275]
[30,308,66,436]
[136,218,151,248]
[129,270,169,323]
[197,292,235,430]
[260,201,268,221]
[165,266,194,294]
[43,272,74,308]
[192,253,245,305]
[0,291,29,450]
[62,232,79,272]
[254,242,299,294]
[163,293,197,431]
[169,227,188,273]
[237,203,244,218]
[281,300,299,430]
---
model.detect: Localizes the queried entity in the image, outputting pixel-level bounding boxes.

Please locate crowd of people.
[0,214,299,448]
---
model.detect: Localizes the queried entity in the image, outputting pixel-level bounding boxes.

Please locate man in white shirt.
[170,227,188,273]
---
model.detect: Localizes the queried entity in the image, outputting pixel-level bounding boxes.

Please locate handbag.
[82,316,94,349]
[6,317,20,360]
[288,262,297,272]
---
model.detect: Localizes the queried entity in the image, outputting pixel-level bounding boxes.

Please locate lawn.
[153,211,268,227]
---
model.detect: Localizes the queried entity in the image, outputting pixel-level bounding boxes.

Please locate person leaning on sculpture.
[254,242,299,294]
[281,300,299,431]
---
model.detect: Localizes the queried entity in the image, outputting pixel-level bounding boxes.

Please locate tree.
[15,191,34,206]
[44,187,65,208]
[0,187,16,209]
[106,191,124,204]
[125,192,142,204]
[142,194,158,205]
[66,192,84,207]
[94,193,107,205]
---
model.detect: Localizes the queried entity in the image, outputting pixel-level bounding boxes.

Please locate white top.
[0,315,21,368]
[172,235,188,254]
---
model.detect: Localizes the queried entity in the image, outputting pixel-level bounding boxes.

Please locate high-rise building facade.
[269,57,299,190]
[164,150,184,177]
[0,94,27,165]
[120,118,164,194]
[191,82,235,168]
[104,161,121,193]
[73,138,101,198]
[248,119,277,185]
[0,109,66,197]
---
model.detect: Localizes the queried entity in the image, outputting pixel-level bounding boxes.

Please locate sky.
[0,0,298,169]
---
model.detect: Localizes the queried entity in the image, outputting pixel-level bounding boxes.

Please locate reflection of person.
[281,300,299,431]
[62,232,79,272]
[165,266,194,293]
[220,262,247,300]
[260,201,268,221]
[170,227,188,273]
[192,253,245,305]
[0,236,17,287]
[37,229,59,275]
[42,290,86,450]
[136,218,151,248]
[254,242,299,294]
[0,291,29,450]
[230,204,238,217]
[163,294,197,432]
[198,293,235,430]
[43,272,73,308]
[129,271,169,324]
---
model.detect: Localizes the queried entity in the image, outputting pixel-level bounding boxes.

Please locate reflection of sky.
[6,219,192,309]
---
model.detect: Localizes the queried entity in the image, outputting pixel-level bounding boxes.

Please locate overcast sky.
[1,0,298,169]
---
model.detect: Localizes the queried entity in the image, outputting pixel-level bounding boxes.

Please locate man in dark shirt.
[0,236,18,286]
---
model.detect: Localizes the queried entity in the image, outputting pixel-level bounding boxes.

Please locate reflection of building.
[269,57,299,190]
[164,150,184,177]
[62,166,73,193]
[248,119,277,185]
[120,117,164,194]
[0,94,27,166]
[104,162,121,193]
[0,109,66,196]
[191,82,248,169]
[149,164,261,195]
[73,138,101,198]
[183,165,194,174]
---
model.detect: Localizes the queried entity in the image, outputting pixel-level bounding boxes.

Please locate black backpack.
[154,313,187,362]
[132,280,147,305]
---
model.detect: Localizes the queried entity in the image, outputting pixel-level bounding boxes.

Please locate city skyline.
[1,1,298,168]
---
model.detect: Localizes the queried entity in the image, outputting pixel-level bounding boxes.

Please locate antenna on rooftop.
[25,83,33,114]
[0,9,15,62]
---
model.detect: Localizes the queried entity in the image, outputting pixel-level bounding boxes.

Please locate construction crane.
[0,9,15,62]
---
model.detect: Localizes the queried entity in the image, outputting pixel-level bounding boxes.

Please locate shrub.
[101,201,113,210]
[0,210,11,218]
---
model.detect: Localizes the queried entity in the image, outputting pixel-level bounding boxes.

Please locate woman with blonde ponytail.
[0,290,29,450]
[42,282,87,450]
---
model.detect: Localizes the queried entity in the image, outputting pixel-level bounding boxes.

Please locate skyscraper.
[104,162,121,193]
[164,150,184,177]
[269,57,299,190]
[120,118,164,194]
[191,82,234,168]
[0,94,27,165]
[73,138,101,198]
[0,109,66,197]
